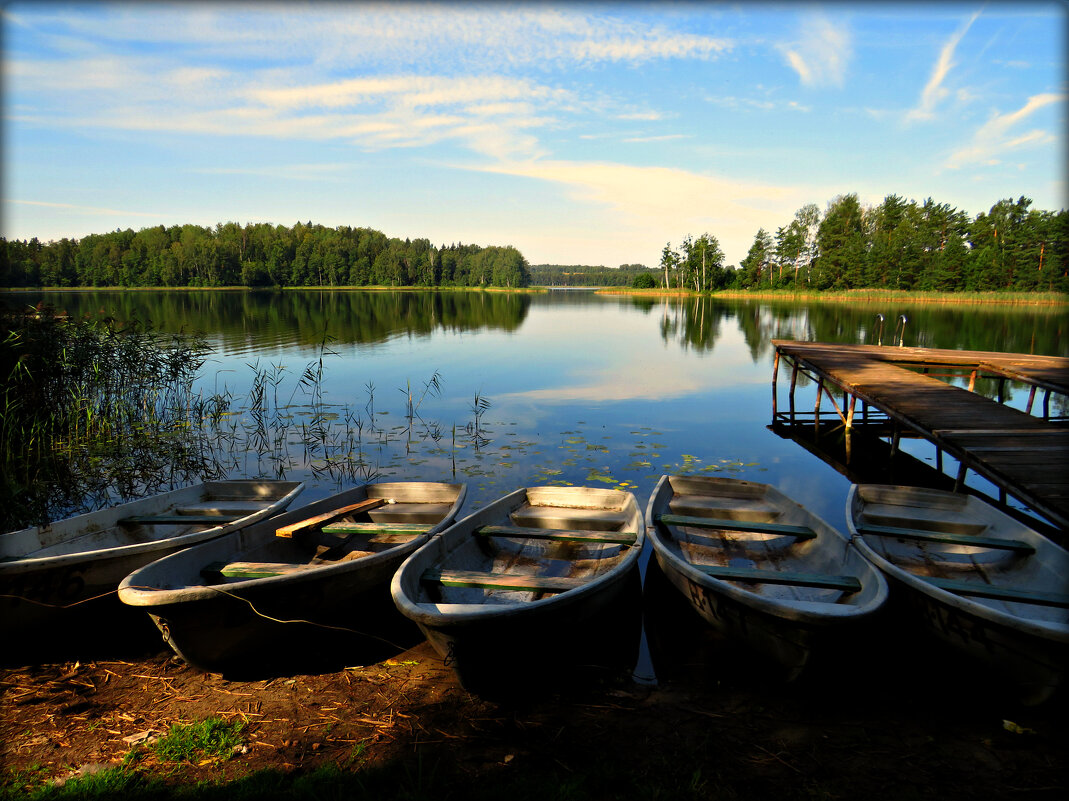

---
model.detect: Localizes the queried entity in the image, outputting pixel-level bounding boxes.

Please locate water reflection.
[4,290,532,355]
[4,289,1064,523]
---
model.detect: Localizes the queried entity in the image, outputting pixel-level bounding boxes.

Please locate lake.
[11,289,1066,534]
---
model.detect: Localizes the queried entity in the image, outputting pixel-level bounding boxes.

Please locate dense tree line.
[745,195,1068,292]
[661,195,1067,293]
[0,222,531,289]
[528,263,656,286]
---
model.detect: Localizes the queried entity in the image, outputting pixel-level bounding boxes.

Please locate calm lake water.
[13,289,1066,533]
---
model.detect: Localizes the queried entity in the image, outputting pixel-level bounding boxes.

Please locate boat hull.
[652,549,823,678]
[392,486,645,695]
[847,484,1069,705]
[0,480,303,652]
[646,475,887,680]
[119,482,465,675]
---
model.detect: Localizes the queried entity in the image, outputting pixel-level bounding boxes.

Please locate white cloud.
[474,159,811,266]
[907,11,981,122]
[945,92,1064,169]
[778,15,852,88]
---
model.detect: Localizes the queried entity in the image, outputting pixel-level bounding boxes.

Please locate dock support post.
[954,463,968,491]
[789,362,798,424]
[814,378,823,434]
[772,350,780,420]
[1026,385,1037,414]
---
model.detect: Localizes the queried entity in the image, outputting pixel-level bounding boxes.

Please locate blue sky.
[3,1,1065,269]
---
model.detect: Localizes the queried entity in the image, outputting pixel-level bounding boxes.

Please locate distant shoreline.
[3,285,1065,305]
[597,288,1069,305]
[0,285,546,294]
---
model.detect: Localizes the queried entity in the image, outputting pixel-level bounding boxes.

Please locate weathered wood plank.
[275,498,386,538]
[474,525,637,545]
[773,341,1069,531]
[693,564,861,592]
[856,524,1035,554]
[421,569,584,593]
[656,514,816,540]
[201,560,311,579]
[120,514,244,525]
[920,576,1069,608]
[320,522,428,535]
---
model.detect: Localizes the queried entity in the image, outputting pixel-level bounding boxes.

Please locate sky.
[2,1,1066,270]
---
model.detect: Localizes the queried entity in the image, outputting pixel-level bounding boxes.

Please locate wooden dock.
[771,341,1069,532]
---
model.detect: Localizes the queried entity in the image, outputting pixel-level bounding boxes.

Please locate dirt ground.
[2,583,1066,800]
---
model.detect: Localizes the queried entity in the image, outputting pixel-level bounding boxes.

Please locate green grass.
[148,719,246,764]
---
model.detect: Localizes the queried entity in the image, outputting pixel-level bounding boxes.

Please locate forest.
[1,194,1065,293]
[659,194,1067,294]
[0,222,531,289]
[528,264,659,286]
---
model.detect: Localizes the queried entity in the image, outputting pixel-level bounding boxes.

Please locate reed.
[1,307,495,530]
[1,305,223,529]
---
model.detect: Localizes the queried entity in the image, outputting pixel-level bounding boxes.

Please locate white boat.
[1,480,304,648]
[847,484,1069,704]
[391,486,644,694]
[118,482,465,674]
[646,475,888,679]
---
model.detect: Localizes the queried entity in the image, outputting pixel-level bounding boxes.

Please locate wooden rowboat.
[0,480,304,649]
[391,486,645,694]
[118,482,465,674]
[646,475,888,679]
[846,484,1069,704]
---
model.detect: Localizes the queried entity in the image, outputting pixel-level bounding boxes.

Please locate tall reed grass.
[1,306,490,531]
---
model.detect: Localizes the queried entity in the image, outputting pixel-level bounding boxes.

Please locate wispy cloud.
[705,95,811,113]
[778,15,852,88]
[945,92,1064,169]
[192,163,361,182]
[907,11,981,122]
[6,199,166,218]
[623,134,691,143]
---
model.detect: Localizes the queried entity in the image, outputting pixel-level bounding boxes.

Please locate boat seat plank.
[174,502,267,515]
[693,564,861,592]
[474,525,637,545]
[511,507,629,530]
[920,576,1069,608]
[201,560,312,579]
[120,514,244,525]
[669,495,782,522]
[857,524,1034,554]
[657,514,816,540]
[421,569,585,593]
[320,522,429,536]
[275,498,386,538]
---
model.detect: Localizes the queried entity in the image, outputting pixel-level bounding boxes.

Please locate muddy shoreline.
[3,594,1066,800]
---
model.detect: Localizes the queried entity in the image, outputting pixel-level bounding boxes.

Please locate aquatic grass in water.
[2,305,764,530]
[0,306,226,529]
